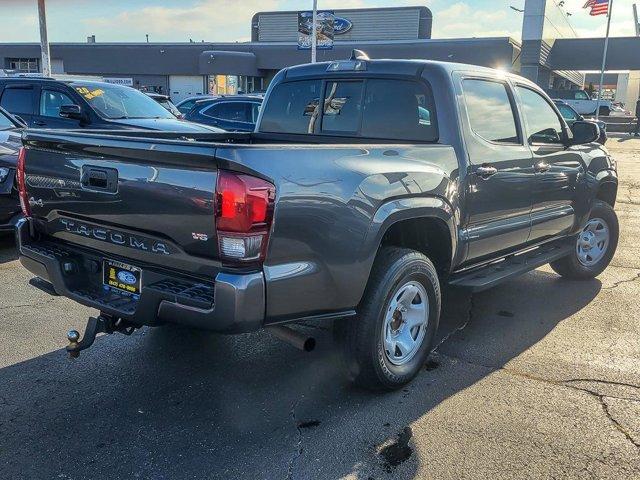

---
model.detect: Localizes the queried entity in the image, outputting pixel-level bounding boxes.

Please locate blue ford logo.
[117,271,137,285]
[334,16,353,35]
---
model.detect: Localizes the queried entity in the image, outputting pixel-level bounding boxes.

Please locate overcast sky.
[0,0,637,43]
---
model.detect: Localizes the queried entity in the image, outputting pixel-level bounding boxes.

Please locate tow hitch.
[66,314,138,358]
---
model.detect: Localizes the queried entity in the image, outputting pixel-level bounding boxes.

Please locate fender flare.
[361,196,458,270]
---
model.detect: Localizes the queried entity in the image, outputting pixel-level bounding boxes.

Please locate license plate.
[103,259,142,295]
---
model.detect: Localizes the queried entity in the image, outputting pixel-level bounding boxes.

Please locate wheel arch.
[361,196,458,284]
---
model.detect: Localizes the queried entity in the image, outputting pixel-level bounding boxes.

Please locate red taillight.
[16,147,31,217]
[215,170,275,262]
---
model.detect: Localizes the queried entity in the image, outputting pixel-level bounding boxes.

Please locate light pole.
[37,0,51,77]
[311,0,318,63]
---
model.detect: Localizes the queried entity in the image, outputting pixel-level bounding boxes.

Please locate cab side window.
[0,87,35,115]
[516,86,564,145]
[463,79,519,144]
[40,89,75,118]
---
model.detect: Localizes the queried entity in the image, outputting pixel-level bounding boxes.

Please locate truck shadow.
[0,235,17,264]
[0,270,601,479]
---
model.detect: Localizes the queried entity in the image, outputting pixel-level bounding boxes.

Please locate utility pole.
[37,0,51,77]
[595,0,614,120]
[634,4,639,36]
[311,0,318,63]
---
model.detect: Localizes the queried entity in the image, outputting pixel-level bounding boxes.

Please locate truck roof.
[282,57,529,84]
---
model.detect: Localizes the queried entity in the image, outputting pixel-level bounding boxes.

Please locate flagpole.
[595,0,614,120]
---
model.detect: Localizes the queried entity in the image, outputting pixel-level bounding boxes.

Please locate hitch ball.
[67,330,80,358]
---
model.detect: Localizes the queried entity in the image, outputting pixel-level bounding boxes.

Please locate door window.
[516,86,564,145]
[259,80,322,134]
[178,99,196,114]
[39,89,75,118]
[463,79,519,144]
[556,103,579,122]
[249,103,261,123]
[574,91,590,100]
[0,87,34,115]
[204,102,249,122]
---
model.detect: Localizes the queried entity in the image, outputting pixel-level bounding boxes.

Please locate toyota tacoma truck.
[15,53,619,390]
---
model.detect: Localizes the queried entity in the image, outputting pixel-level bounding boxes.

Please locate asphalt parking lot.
[0,136,638,480]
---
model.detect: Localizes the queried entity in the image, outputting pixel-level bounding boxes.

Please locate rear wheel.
[550,200,618,279]
[335,247,440,391]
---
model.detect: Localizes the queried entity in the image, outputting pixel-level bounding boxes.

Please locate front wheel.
[550,200,619,279]
[335,248,441,391]
[598,106,610,117]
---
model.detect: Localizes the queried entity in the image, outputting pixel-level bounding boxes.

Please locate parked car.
[144,92,183,118]
[0,78,223,133]
[16,56,618,391]
[0,106,23,233]
[184,95,263,132]
[175,95,217,115]
[546,88,612,116]
[553,100,607,144]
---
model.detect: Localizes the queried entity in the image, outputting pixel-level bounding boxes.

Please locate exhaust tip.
[303,337,316,352]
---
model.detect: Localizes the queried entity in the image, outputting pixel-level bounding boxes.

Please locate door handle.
[476,165,498,178]
[33,120,46,126]
[535,162,550,173]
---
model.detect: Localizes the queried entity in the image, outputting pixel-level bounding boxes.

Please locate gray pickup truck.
[15,53,619,390]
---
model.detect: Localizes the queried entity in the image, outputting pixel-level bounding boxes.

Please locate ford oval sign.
[334,16,353,35]
[117,270,138,285]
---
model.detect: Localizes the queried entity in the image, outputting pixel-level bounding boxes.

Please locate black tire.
[598,106,610,117]
[550,200,619,280]
[335,247,440,391]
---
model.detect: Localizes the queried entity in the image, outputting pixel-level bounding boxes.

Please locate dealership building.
[0,3,639,105]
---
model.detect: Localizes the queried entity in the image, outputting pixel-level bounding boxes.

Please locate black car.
[0,106,23,233]
[0,78,223,133]
[184,95,262,132]
[553,100,607,145]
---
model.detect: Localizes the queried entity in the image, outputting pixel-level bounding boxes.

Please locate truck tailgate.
[22,130,224,276]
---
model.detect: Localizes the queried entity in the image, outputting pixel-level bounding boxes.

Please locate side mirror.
[59,104,83,120]
[570,121,599,145]
[13,115,27,128]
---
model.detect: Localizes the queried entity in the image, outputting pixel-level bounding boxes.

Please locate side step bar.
[448,240,573,292]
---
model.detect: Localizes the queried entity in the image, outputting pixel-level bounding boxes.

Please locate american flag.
[583,0,610,16]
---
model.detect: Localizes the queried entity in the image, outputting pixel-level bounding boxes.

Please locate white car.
[546,89,612,116]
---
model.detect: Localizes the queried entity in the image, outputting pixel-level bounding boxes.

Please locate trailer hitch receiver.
[66,314,137,358]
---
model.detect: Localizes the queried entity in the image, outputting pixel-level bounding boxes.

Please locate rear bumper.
[16,219,265,333]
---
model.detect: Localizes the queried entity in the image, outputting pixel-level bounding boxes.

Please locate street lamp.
[37,0,51,77]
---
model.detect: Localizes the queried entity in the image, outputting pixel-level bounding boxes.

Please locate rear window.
[0,87,34,115]
[259,80,322,134]
[260,78,437,142]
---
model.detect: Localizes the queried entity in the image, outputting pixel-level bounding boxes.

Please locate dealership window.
[463,79,519,144]
[39,90,74,118]
[259,80,322,134]
[6,58,39,73]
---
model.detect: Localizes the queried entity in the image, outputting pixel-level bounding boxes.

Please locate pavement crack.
[431,293,474,353]
[436,352,640,450]
[603,272,640,290]
[286,398,304,480]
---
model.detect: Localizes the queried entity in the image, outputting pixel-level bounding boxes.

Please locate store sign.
[333,16,353,35]
[298,10,335,50]
[103,77,134,86]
